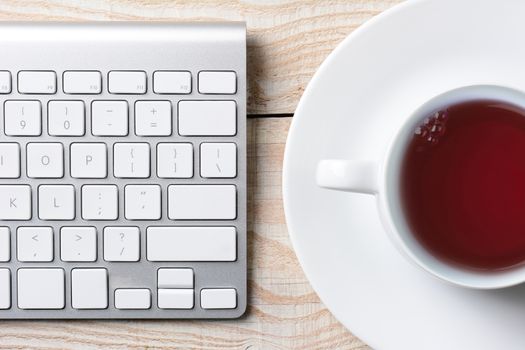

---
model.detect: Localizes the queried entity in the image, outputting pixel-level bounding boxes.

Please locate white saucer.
[283,0,525,348]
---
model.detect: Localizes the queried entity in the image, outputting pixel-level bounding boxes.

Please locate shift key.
[147,226,236,261]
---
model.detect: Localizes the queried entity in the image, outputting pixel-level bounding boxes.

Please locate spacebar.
[146,226,237,261]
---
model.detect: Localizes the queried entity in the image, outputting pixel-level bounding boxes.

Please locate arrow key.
[17,227,53,262]
[60,227,97,262]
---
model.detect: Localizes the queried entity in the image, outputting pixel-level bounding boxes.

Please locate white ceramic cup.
[316,85,525,289]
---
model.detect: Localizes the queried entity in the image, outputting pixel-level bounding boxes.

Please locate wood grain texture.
[0,0,402,115]
[0,117,369,350]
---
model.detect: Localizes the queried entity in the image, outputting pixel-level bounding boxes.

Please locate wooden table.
[0,1,403,348]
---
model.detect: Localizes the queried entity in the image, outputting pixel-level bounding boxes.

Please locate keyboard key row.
[0,184,237,221]
[0,268,237,310]
[0,70,236,95]
[0,225,237,262]
[3,100,237,137]
[0,142,237,179]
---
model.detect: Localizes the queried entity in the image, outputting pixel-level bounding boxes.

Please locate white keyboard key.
[135,100,172,136]
[201,288,237,309]
[18,268,64,309]
[168,185,236,220]
[0,269,10,309]
[103,226,140,262]
[108,71,146,94]
[115,289,151,310]
[147,226,236,262]
[17,227,53,262]
[198,71,236,94]
[158,289,193,309]
[178,100,236,136]
[18,71,56,94]
[0,228,9,262]
[200,143,237,178]
[0,71,11,94]
[38,185,75,220]
[82,185,118,220]
[91,100,128,136]
[48,100,85,136]
[0,143,20,178]
[153,71,191,94]
[70,143,107,178]
[4,100,41,136]
[114,143,150,178]
[60,227,97,262]
[26,143,64,178]
[124,185,161,220]
[63,71,102,94]
[158,268,193,289]
[157,143,193,178]
[0,185,31,220]
[71,268,108,309]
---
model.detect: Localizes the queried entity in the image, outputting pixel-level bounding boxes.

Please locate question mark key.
[103,226,140,262]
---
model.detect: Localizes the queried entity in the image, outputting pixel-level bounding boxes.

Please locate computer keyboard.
[0,22,247,319]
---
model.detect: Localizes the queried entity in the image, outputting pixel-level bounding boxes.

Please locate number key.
[4,100,41,136]
[48,101,85,136]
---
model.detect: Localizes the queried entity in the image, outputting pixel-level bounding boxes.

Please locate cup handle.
[316,160,378,195]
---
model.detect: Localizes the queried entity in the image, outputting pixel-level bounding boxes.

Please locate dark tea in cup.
[401,100,525,270]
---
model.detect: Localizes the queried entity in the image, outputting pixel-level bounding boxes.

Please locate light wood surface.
[0,1,407,348]
[0,0,401,115]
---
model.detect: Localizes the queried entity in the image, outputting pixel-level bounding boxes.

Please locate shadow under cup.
[385,85,525,289]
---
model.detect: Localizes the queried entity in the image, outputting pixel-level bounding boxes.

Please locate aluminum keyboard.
[0,22,247,319]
